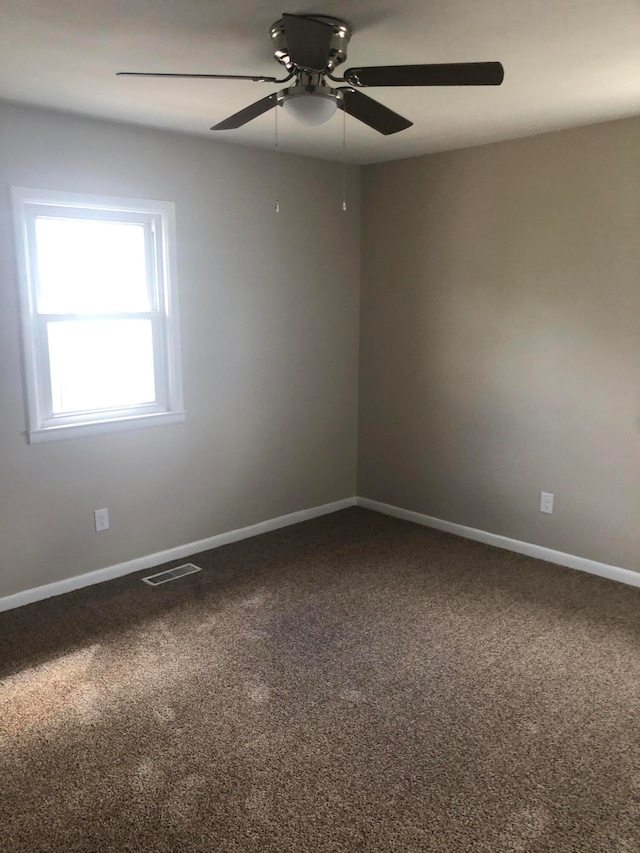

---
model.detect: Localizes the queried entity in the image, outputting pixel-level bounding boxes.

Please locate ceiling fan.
[118,13,504,135]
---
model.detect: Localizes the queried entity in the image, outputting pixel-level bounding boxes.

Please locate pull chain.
[342,104,347,212]
[275,103,280,214]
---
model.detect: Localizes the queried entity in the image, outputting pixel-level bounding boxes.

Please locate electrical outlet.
[94,508,109,532]
[540,492,554,514]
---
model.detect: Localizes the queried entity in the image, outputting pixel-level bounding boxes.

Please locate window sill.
[27,410,186,444]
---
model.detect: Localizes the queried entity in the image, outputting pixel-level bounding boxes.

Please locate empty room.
[1,2,639,851]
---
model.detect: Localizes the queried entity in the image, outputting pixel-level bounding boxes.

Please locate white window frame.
[12,187,185,443]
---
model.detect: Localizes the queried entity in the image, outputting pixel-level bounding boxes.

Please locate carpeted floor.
[1,507,639,852]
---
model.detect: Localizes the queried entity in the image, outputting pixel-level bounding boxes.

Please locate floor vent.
[142,563,202,586]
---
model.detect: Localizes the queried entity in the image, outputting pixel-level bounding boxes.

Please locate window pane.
[47,319,156,414]
[35,217,151,314]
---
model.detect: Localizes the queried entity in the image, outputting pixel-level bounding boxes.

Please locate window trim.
[11,187,185,443]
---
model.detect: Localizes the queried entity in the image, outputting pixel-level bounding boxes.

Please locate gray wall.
[359,116,640,572]
[2,101,638,601]
[0,102,360,598]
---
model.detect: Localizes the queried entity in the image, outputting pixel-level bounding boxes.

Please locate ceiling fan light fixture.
[120,13,504,138]
[282,87,340,125]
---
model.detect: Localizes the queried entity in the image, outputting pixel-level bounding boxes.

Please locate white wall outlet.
[94,508,109,532]
[540,492,554,514]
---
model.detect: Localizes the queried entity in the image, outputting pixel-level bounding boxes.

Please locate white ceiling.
[0,0,638,164]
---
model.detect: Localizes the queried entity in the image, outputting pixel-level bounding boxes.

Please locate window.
[12,188,184,443]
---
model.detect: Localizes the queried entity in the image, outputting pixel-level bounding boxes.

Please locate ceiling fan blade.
[211,92,280,130]
[117,72,279,83]
[282,13,334,71]
[344,62,504,87]
[338,88,412,136]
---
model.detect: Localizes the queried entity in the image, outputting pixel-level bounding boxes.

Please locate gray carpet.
[1,507,639,852]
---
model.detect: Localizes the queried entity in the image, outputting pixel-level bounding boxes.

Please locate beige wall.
[0,101,360,598]
[2,101,638,601]
[359,117,640,572]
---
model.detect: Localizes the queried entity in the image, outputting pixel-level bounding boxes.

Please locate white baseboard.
[3,494,637,614]
[0,497,357,613]
[357,497,640,589]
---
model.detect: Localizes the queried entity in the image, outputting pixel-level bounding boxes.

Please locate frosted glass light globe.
[282,91,338,125]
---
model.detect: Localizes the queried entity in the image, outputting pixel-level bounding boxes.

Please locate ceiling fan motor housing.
[270,15,351,73]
